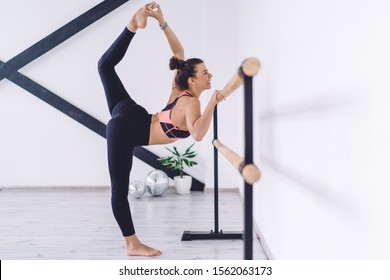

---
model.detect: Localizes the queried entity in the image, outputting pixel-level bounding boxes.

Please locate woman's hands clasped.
[144,2,165,25]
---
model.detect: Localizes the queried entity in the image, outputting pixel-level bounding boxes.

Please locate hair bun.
[169,56,185,71]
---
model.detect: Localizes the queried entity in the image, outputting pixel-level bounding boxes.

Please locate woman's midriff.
[148,113,174,145]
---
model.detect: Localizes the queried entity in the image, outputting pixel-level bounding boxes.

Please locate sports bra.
[158,91,193,141]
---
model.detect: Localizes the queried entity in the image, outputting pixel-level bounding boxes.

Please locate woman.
[98,2,220,257]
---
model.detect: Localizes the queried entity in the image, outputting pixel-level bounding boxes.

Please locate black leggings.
[98,28,151,236]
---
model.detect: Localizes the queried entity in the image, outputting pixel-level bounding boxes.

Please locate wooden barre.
[217,57,261,103]
[213,139,261,185]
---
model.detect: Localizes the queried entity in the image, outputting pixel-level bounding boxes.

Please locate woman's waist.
[149,113,176,145]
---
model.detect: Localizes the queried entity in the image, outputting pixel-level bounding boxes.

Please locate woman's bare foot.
[127,7,148,32]
[125,234,162,257]
[126,243,162,257]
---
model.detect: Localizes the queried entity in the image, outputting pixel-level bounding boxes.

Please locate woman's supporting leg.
[107,117,136,236]
[107,115,161,257]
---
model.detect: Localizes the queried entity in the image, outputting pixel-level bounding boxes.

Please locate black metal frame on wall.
[0,0,204,191]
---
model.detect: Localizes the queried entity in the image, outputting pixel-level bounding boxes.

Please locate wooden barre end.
[241,58,261,77]
[214,139,261,185]
[242,164,261,184]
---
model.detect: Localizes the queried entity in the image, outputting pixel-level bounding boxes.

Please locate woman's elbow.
[191,132,204,142]
[193,136,203,142]
[173,49,185,60]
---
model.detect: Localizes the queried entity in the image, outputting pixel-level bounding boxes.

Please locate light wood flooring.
[0,187,267,260]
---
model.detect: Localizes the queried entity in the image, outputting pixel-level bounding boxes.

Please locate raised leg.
[98,29,136,115]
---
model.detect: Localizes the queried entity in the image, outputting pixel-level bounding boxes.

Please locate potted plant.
[157,143,198,194]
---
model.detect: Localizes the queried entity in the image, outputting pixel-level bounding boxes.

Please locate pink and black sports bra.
[158,91,193,141]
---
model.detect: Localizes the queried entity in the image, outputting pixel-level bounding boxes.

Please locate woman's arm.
[145,4,184,93]
[162,24,184,92]
[162,27,184,60]
[145,4,184,59]
[185,90,220,141]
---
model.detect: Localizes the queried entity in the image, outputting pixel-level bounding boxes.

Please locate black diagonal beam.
[0,0,129,80]
[0,1,204,190]
[1,60,107,137]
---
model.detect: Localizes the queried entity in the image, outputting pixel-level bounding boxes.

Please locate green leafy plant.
[157,143,198,178]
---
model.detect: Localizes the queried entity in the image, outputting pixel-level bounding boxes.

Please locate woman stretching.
[98,2,220,257]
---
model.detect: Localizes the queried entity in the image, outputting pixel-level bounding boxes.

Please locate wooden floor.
[0,187,267,260]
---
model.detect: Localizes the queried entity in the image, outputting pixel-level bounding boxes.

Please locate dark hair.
[169,56,204,91]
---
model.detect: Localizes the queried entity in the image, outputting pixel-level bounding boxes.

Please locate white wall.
[5,0,387,260]
[0,0,108,186]
[0,0,240,189]
[238,0,390,259]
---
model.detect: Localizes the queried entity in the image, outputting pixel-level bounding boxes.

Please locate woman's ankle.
[125,234,140,249]
[127,23,138,33]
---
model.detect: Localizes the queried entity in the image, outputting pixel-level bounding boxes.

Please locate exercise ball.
[129,180,146,199]
[145,169,169,196]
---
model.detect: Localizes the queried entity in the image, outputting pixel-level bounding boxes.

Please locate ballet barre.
[212,139,261,185]
[217,57,261,102]
[182,57,261,260]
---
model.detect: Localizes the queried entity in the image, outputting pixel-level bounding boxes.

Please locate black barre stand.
[181,106,243,241]
[181,58,260,260]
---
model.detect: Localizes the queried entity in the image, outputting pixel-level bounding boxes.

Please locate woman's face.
[192,63,213,90]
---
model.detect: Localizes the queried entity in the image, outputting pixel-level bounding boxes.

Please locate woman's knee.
[97,54,112,74]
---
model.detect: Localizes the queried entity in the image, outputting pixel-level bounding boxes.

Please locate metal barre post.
[217,57,261,103]
[212,139,261,185]
[243,74,254,260]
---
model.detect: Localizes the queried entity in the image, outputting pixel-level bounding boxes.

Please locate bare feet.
[125,234,162,257]
[126,243,162,257]
[127,7,148,32]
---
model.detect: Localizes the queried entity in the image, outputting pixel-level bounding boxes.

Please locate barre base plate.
[181,230,243,241]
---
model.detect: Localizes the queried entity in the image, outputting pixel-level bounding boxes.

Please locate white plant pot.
[174,175,192,194]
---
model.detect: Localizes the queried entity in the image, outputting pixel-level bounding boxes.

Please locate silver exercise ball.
[129,180,146,199]
[145,169,169,196]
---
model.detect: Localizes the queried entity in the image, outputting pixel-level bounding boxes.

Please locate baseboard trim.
[253,221,274,260]
[236,189,274,260]
[0,186,110,192]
